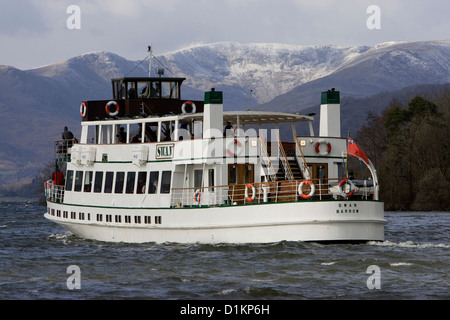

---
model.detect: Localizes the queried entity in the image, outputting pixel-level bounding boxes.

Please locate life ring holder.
[194,189,201,204]
[298,180,315,200]
[338,179,355,198]
[244,184,256,202]
[226,138,243,157]
[80,102,87,118]
[315,140,331,155]
[105,101,120,117]
[181,101,196,114]
[45,182,52,200]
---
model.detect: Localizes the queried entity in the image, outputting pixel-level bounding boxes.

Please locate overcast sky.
[1,0,449,70]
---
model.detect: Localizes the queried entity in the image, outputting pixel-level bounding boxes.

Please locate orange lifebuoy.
[338,179,355,198]
[105,101,120,117]
[80,102,87,118]
[245,184,255,202]
[194,189,201,203]
[315,140,331,155]
[298,180,315,199]
[226,138,242,157]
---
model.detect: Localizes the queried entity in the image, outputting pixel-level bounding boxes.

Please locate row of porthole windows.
[49,208,162,224]
[64,170,172,195]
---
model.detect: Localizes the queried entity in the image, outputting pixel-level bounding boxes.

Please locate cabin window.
[126,172,136,194]
[137,172,147,194]
[229,165,237,184]
[84,171,93,192]
[74,171,84,192]
[115,172,125,193]
[94,172,104,193]
[194,170,203,189]
[209,169,215,190]
[160,171,172,194]
[65,170,74,191]
[149,171,159,194]
[104,172,114,193]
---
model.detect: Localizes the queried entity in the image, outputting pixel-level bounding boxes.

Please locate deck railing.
[170,178,376,208]
[44,180,65,203]
[54,139,78,162]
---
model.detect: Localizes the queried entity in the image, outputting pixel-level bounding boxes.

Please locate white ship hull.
[45,200,385,244]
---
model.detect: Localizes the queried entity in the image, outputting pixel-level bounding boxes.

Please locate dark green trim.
[48,198,382,211]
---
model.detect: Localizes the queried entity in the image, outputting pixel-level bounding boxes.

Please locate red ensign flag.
[347,137,369,165]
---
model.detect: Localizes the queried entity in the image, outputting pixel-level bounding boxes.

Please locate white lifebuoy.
[194,189,201,203]
[181,101,196,114]
[338,179,355,198]
[105,101,120,117]
[80,102,87,118]
[298,180,315,199]
[315,139,331,155]
[226,138,243,157]
[244,184,256,202]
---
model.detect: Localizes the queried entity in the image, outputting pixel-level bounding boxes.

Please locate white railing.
[44,180,65,203]
[170,178,376,208]
[259,138,277,181]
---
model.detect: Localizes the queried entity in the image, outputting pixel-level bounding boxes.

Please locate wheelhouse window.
[84,171,93,192]
[104,172,114,193]
[137,172,147,194]
[160,171,172,194]
[149,171,159,194]
[115,172,125,193]
[65,170,74,191]
[126,172,136,194]
[94,172,104,193]
[74,171,83,192]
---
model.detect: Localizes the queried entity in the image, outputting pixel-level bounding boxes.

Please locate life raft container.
[105,101,120,117]
[181,101,196,114]
[245,184,256,202]
[298,180,315,199]
[338,178,355,198]
[315,140,331,155]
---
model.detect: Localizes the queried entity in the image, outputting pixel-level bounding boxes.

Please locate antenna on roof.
[247,89,253,111]
[147,44,153,77]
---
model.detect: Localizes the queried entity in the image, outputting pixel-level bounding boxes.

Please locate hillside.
[261,40,450,111]
[0,39,449,190]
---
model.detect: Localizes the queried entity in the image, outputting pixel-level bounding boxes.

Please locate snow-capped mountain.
[1,39,449,189]
[261,39,450,111]
[155,42,371,106]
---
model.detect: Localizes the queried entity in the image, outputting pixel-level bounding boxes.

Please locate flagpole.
[345,131,350,178]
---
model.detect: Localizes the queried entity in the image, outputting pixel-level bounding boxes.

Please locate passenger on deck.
[116,127,126,143]
[130,128,142,143]
[224,121,233,137]
[62,126,76,148]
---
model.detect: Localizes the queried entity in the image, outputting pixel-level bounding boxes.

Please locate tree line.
[354,91,449,211]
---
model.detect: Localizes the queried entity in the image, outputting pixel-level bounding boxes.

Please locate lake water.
[0,199,448,304]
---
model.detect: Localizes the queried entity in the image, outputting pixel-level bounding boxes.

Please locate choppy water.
[0,199,448,302]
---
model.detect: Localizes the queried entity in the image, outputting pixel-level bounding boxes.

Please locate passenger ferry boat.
[44,64,385,243]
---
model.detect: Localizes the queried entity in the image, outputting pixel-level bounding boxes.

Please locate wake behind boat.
[44,49,385,244]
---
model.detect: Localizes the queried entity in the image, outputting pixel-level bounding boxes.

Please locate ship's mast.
[148,45,152,77]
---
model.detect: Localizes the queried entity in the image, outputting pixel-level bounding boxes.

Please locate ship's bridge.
[80,76,204,122]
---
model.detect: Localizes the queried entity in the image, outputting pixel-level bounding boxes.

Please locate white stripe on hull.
[45,201,385,244]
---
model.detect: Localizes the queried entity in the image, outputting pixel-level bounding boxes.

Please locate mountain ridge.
[0,39,449,189]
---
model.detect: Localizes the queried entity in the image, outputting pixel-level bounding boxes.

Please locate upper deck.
[80,76,204,121]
